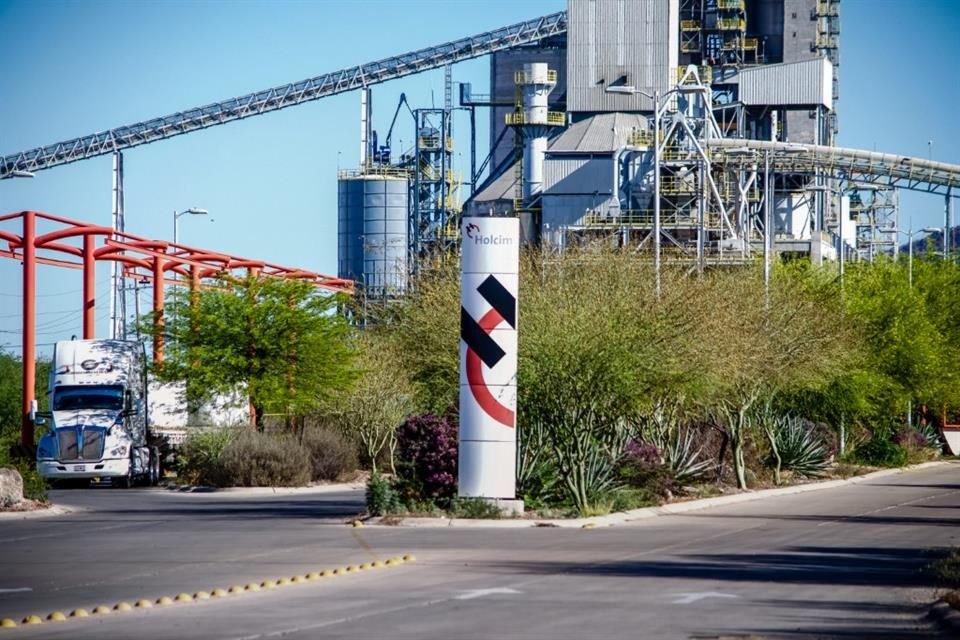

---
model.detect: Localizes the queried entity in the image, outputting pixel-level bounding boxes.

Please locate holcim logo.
[464,222,513,246]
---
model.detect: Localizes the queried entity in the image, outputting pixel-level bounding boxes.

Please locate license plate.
[73,464,86,472]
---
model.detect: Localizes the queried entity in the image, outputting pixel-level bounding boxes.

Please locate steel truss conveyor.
[0,11,567,179]
[710,138,960,196]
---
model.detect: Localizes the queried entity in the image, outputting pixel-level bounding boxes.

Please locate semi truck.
[36,339,160,487]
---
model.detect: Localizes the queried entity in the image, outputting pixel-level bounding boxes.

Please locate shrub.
[175,428,235,486]
[851,429,908,468]
[300,425,358,481]
[219,431,311,487]
[617,440,673,497]
[365,472,399,516]
[450,497,503,519]
[611,488,658,512]
[393,412,458,508]
[893,427,928,451]
[0,433,48,502]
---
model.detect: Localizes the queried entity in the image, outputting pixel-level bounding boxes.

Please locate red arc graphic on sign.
[465,308,515,428]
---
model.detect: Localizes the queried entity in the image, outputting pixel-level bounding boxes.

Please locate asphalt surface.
[0,463,958,639]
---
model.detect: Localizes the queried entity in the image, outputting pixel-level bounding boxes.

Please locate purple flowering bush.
[394,412,459,508]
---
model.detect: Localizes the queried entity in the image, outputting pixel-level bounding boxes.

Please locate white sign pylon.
[458,216,519,498]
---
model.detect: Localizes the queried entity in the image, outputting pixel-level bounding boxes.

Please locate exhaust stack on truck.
[36,339,160,487]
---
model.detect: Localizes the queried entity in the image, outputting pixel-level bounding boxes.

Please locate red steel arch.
[0,210,353,450]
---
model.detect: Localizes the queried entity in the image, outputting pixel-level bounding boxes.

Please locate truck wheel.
[115,454,134,489]
[149,449,160,486]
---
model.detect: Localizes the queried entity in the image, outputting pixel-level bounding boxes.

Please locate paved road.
[1,463,958,639]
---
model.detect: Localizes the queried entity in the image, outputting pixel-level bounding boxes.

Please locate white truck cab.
[36,339,159,487]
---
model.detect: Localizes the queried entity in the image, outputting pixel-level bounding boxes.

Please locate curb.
[164,482,365,496]
[369,460,957,529]
[0,503,82,520]
[929,601,960,634]
[0,554,416,631]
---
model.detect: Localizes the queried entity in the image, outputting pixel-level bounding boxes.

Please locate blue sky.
[1,0,958,356]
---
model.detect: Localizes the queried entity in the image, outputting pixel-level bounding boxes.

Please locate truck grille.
[57,427,106,461]
[57,429,79,461]
[82,429,105,460]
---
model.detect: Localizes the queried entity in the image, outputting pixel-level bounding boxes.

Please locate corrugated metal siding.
[568,0,676,114]
[544,156,614,195]
[543,193,612,227]
[740,57,832,109]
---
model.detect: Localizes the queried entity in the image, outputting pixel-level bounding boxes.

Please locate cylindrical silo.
[337,172,409,298]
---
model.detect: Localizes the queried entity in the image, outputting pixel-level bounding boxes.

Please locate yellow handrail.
[505,111,566,126]
[514,69,558,84]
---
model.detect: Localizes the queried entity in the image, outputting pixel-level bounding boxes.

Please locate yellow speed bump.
[372,560,386,568]
[156,596,175,606]
[134,600,153,609]
[359,562,373,570]
[306,572,321,580]
[174,593,193,603]
[212,588,229,598]
[46,611,67,621]
[275,578,291,587]
[402,554,416,563]
[21,615,42,625]
[229,585,246,594]
[245,583,261,592]
[193,591,211,601]
[1,619,16,628]
[92,605,112,615]
[260,580,276,590]
[352,520,364,528]
[114,602,132,612]
[322,569,336,577]
[70,609,90,618]
[581,523,596,529]
[290,575,305,584]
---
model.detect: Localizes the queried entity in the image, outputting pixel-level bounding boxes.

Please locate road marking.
[455,587,521,600]
[671,592,739,605]
[0,588,31,594]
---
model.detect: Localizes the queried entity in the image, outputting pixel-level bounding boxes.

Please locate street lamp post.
[897,226,937,426]
[605,85,675,299]
[173,207,209,245]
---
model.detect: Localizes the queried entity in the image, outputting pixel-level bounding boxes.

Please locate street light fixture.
[173,207,209,245]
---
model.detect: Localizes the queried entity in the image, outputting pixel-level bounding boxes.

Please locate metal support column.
[83,234,96,339]
[152,256,165,364]
[653,91,661,299]
[21,210,36,449]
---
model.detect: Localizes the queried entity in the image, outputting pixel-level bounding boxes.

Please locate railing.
[717,17,746,31]
[513,69,558,84]
[338,166,410,179]
[717,0,744,10]
[680,20,701,30]
[504,111,565,126]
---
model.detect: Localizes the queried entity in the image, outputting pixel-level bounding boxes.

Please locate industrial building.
[4,0,955,309]
[337,0,863,297]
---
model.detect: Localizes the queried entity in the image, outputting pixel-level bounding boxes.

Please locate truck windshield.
[53,385,124,411]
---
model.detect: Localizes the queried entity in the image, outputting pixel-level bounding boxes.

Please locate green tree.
[148,276,358,429]
[322,334,415,473]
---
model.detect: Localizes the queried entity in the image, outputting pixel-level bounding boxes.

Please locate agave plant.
[916,422,943,450]
[662,426,713,486]
[774,415,829,478]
